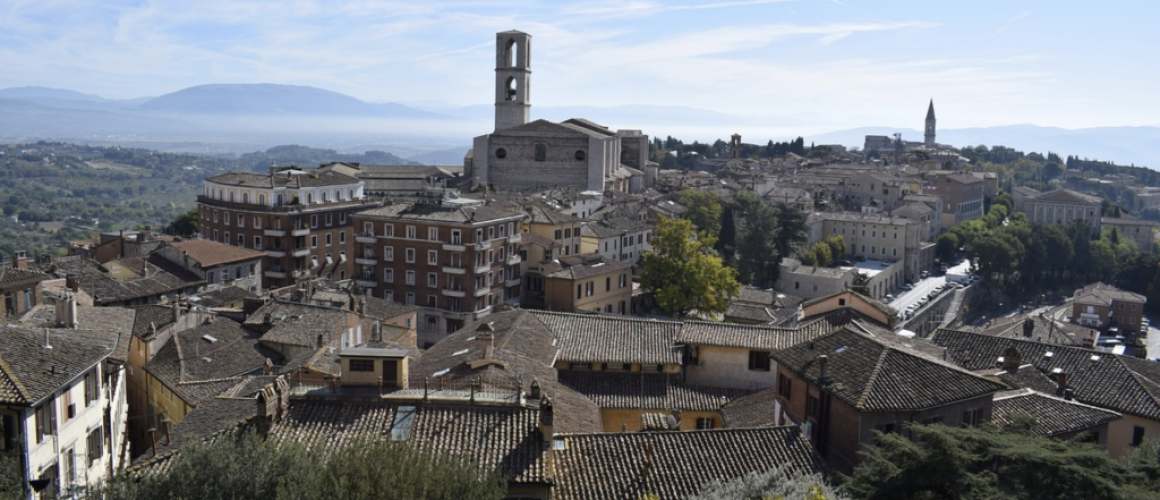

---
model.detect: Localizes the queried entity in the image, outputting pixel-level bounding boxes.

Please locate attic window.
[834,346,847,354]
[1044,351,1054,358]
[432,368,450,377]
[1051,367,1063,374]
[202,334,218,343]
[1090,355,1101,361]
[453,349,469,357]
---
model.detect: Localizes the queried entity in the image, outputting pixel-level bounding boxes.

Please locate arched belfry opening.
[505,77,518,101]
[505,38,518,68]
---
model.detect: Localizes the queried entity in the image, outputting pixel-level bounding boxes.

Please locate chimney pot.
[1063,388,1074,401]
[818,355,829,385]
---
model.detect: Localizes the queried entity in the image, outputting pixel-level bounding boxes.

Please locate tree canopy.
[90,430,506,500]
[843,422,1159,500]
[677,189,723,240]
[641,216,740,318]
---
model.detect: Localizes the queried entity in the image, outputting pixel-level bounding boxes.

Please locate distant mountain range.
[1,84,1158,168]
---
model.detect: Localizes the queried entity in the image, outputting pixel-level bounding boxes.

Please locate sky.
[2,0,1159,134]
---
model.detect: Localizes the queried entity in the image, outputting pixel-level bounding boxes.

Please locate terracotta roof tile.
[991,389,1121,436]
[165,238,265,267]
[558,372,748,412]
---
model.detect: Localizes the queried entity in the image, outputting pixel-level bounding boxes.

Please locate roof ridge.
[1114,356,1160,411]
[855,348,890,410]
[174,329,187,384]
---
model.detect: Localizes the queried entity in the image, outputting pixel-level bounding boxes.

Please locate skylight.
[834,346,847,353]
[453,349,469,356]
[432,368,450,377]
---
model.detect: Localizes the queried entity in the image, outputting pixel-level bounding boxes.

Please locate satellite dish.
[665,415,679,430]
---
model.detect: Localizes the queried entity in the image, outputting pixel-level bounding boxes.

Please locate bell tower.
[924,99,936,148]
[495,31,532,132]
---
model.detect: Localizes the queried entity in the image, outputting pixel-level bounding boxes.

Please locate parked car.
[939,264,948,273]
[839,260,853,266]
[901,283,914,290]
[920,271,930,279]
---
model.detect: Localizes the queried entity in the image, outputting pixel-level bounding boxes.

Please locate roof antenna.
[44,327,52,350]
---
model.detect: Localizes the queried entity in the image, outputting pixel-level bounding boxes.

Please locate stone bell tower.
[924,99,936,148]
[495,30,532,132]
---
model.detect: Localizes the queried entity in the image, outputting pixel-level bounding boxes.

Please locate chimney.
[476,322,496,358]
[1022,318,1034,338]
[539,397,554,442]
[171,300,180,323]
[529,379,541,400]
[147,428,157,457]
[1056,371,1068,395]
[66,274,79,292]
[818,355,828,386]
[13,251,28,270]
[1001,346,1022,371]
[263,312,273,325]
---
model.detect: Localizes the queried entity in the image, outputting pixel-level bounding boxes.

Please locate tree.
[164,208,198,237]
[935,233,959,263]
[773,202,810,263]
[715,206,737,267]
[90,431,506,500]
[734,194,780,286]
[641,216,740,318]
[848,271,871,296]
[824,235,848,262]
[690,465,848,500]
[842,423,1154,500]
[677,189,723,240]
[0,448,25,500]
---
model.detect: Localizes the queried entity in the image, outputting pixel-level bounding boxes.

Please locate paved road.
[888,260,974,317]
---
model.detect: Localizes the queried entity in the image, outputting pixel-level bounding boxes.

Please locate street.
[888,259,974,315]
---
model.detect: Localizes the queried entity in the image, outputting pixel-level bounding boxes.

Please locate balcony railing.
[507,233,522,244]
[474,263,490,275]
[264,229,286,237]
[291,248,310,257]
[265,249,287,258]
[507,254,522,265]
[264,270,287,279]
[355,256,377,266]
[291,227,311,237]
[442,242,467,252]
[505,277,521,287]
[355,232,377,244]
[355,279,378,288]
[474,286,491,297]
[442,288,467,298]
[443,265,466,275]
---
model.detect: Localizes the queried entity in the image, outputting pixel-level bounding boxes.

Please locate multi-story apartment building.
[1,324,129,498]
[1071,282,1147,333]
[197,167,379,290]
[351,201,526,346]
[1,251,48,317]
[1026,189,1104,235]
[542,254,633,314]
[928,172,984,229]
[844,172,911,211]
[580,217,654,263]
[807,212,923,283]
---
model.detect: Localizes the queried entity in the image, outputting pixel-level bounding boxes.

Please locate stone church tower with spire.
[924,99,936,148]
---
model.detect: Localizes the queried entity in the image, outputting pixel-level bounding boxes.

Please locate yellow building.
[543,255,633,314]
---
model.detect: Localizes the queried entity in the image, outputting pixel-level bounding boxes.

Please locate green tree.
[849,272,871,296]
[935,233,959,263]
[677,189,723,240]
[843,423,1153,500]
[824,235,848,262]
[735,194,780,286]
[773,202,810,264]
[690,465,848,500]
[641,216,740,318]
[164,208,199,237]
[0,448,25,500]
[91,431,505,500]
[715,206,737,267]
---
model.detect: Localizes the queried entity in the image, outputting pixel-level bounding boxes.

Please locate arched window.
[349,189,355,200]
[505,38,516,68]
[258,194,266,205]
[505,76,517,101]
[276,194,283,206]
[228,191,234,202]
[307,193,314,204]
[242,192,249,204]
[322,191,328,203]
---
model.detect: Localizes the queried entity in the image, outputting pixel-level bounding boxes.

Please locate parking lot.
[887,260,975,319]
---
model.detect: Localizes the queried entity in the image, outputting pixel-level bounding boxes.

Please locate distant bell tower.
[924,99,936,148]
[495,31,532,132]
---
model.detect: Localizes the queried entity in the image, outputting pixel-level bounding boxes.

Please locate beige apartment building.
[350,201,526,345]
[1026,189,1103,235]
[807,212,923,282]
[542,255,633,314]
[928,172,985,229]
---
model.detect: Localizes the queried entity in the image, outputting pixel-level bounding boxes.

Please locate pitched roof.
[355,202,524,224]
[558,372,749,412]
[991,389,1121,437]
[1073,282,1146,306]
[206,169,360,188]
[50,256,204,305]
[533,311,682,365]
[720,387,781,428]
[0,266,49,285]
[773,329,1006,412]
[195,286,259,308]
[931,328,1160,420]
[245,301,350,349]
[543,258,633,281]
[551,427,827,500]
[678,313,848,351]
[1029,188,1101,204]
[164,238,265,267]
[269,400,550,484]
[143,318,279,406]
[0,325,118,405]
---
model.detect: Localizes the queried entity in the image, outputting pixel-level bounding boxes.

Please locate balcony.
[474,263,491,275]
[292,269,310,279]
[264,270,286,279]
[291,248,310,258]
[442,242,467,252]
[355,232,377,244]
[505,277,521,287]
[507,254,522,266]
[443,265,466,275]
[474,286,491,297]
[442,288,467,298]
[355,257,377,266]
[474,241,489,251]
[291,227,311,237]
[355,279,378,288]
[444,310,474,321]
[508,233,522,244]
[264,229,286,237]
[474,305,494,319]
[265,249,287,258]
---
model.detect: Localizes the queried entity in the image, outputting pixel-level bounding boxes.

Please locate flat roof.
[839,260,895,278]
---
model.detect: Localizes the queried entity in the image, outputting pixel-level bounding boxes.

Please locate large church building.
[466,31,649,193]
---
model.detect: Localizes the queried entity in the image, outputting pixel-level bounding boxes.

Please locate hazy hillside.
[140,84,449,119]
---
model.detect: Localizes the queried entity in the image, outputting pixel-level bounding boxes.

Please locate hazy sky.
[2,0,1158,132]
